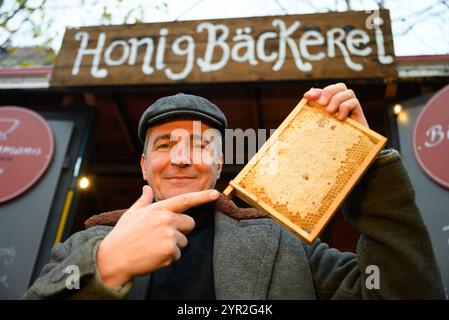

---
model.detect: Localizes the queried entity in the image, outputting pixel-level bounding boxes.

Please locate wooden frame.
[223,98,387,244]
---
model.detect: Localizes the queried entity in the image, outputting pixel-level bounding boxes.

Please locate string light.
[78,177,90,189]
[393,104,403,115]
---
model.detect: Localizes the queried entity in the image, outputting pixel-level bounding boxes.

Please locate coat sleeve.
[22,227,132,299]
[303,149,445,299]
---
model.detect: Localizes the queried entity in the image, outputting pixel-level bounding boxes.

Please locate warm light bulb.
[393,104,403,115]
[79,177,90,189]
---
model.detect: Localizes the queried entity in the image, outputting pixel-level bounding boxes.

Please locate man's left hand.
[304,83,369,128]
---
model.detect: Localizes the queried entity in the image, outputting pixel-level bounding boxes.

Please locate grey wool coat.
[23,149,445,299]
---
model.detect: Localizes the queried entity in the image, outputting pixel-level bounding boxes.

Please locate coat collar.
[84,193,279,300]
[84,193,267,229]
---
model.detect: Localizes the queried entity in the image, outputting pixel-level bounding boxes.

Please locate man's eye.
[156,143,170,150]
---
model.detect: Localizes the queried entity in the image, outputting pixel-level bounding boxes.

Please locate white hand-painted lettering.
[273,19,311,72]
[231,28,258,66]
[373,17,393,64]
[165,35,195,80]
[327,28,362,71]
[156,28,168,71]
[128,37,155,75]
[197,22,230,72]
[256,31,278,63]
[346,29,372,56]
[104,40,129,66]
[72,32,107,77]
[70,16,393,81]
[300,30,325,61]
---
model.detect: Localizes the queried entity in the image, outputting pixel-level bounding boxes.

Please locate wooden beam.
[384,82,397,99]
[61,94,74,107]
[110,94,139,156]
[250,90,261,130]
[420,84,433,95]
[83,93,97,107]
[90,164,140,175]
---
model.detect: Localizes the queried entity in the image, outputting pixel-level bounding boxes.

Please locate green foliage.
[0,0,48,47]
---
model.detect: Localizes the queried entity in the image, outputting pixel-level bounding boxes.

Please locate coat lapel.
[213,213,280,299]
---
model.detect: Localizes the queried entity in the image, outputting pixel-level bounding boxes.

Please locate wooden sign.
[51,10,396,87]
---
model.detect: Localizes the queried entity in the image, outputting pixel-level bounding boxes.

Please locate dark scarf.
[146,200,216,299]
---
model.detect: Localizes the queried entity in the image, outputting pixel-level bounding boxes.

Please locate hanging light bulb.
[78,176,90,190]
[393,104,403,115]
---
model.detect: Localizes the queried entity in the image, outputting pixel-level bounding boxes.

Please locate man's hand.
[96,186,220,288]
[304,83,369,128]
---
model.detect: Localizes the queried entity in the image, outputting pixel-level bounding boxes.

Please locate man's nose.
[170,143,191,166]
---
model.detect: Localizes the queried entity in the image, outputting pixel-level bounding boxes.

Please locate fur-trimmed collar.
[84,193,267,229]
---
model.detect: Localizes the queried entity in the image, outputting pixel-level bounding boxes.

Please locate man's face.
[140,119,223,200]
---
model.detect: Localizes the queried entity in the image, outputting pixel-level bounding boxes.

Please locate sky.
[4,0,449,56]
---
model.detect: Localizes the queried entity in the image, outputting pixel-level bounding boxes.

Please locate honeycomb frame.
[223,98,387,244]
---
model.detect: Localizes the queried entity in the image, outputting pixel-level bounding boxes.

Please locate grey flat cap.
[138,93,228,144]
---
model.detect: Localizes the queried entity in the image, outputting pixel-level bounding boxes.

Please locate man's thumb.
[129,185,154,212]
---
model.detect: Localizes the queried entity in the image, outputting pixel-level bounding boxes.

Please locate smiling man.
[23,85,444,300]
[141,119,223,200]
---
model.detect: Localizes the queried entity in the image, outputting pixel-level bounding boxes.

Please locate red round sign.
[413,84,449,189]
[0,106,54,202]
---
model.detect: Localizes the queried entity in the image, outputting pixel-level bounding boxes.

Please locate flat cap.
[138,93,228,144]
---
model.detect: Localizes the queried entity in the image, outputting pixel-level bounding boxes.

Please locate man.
[24,83,444,299]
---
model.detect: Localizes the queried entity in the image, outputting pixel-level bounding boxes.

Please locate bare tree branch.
[0,0,165,49]
[394,0,448,36]
[1,0,447,56]
[273,0,288,14]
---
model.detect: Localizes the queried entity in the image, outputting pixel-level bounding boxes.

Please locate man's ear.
[216,155,224,180]
[140,154,147,181]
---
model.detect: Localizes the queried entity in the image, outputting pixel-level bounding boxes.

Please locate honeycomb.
[238,102,382,237]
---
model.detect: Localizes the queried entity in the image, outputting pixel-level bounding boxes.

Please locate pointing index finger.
[153,189,220,213]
